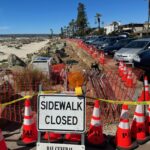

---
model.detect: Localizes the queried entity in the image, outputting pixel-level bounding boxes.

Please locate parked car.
[85,36,102,44]
[114,38,150,66]
[103,38,134,56]
[91,36,107,46]
[133,49,150,70]
[97,36,125,50]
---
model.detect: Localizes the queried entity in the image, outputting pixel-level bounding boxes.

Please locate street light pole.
[148,0,150,32]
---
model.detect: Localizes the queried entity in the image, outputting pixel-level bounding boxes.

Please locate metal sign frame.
[37,84,86,148]
[36,142,85,150]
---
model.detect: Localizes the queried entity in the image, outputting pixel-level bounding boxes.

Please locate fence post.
[37,84,42,143]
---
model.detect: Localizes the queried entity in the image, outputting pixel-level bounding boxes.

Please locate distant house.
[104,24,115,35]
[134,22,150,37]
[104,22,121,34]
[118,23,144,34]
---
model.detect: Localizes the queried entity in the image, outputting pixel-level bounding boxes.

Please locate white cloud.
[0,26,10,30]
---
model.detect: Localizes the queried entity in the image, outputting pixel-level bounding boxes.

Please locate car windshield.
[114,39,131,46]
[124,41,149,48]
[104,38,117,44]
[94,37,106,42]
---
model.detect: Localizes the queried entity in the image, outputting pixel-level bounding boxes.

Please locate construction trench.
[0,38,150,150]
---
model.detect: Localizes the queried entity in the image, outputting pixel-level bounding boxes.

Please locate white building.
[104,22,121,35]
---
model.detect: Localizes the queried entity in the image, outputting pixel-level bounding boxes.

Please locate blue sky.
[0,0,148,34]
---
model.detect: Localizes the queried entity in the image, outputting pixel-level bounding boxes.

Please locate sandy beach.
[0,39,49,61]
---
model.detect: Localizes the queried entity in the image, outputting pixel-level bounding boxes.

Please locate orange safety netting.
[67,72,84,89]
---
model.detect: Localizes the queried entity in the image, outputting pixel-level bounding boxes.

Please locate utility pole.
[148,0,150,32]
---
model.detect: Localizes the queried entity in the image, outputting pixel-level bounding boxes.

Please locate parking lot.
[81,35,150,74]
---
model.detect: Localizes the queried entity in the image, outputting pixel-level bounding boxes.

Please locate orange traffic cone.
[118,61,123,75]
[0,129,7,150]
[92,51,98,59]
[145,76,150,135]
[144,76,150,101]
[17,99,37,146]
[99,52,105,65]
[89,47,94,55]
[146,105,150,135]
[43,132,62,143]
[119,62,124,77]
[138,87,145,101]
[101,52,105,64]
[122,64,128,82]
[139,76,150,101]
[125,68,133,88]
[64,133,81,144]
[86,100,106,147]
[131,98,150,144]
[115,104,138,150]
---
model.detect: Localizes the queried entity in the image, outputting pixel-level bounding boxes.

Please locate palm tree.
[112,21,119,31]
[95,13,102,31]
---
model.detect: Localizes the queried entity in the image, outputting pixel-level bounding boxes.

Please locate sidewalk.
[2,121,150,150]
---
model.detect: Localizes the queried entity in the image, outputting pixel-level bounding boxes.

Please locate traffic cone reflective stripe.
[91,116,101,126]
[115,104,138,149]
[87,100,106,146]
[134,112,145,123]
[118,120,129,129]
[23,116,34,125]
[0,129,7,150]
[24,105,32,116]
[120,104,128,117]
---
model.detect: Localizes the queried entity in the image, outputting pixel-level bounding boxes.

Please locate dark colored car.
[91,36,107,46]
[103,38,134,56]
[85,36,103,44]
[97,36,126,50]
[133,49,150,70]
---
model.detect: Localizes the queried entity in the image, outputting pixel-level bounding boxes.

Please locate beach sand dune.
[0,39,49,61]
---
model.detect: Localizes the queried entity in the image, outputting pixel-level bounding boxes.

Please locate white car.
[114,38,150,66]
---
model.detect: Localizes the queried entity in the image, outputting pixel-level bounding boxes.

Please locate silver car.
[114,38,150,66]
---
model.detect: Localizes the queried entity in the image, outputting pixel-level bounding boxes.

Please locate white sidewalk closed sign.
[37,94,86,133]
[36,143,85,150]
